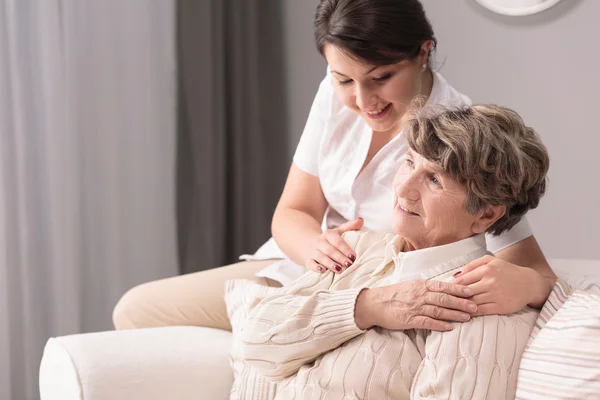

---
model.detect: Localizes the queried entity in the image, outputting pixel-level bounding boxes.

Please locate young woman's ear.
[419,40,434,68]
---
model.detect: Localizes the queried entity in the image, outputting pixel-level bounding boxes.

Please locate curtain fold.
[176,0,289,274]
[0,1,177,398]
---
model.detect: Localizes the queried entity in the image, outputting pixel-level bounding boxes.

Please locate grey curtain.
[176,0,289,274]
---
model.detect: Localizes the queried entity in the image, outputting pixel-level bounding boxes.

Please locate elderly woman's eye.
[431,175,441,186]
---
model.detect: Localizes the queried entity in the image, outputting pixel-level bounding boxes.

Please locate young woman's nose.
[355,85,377,111]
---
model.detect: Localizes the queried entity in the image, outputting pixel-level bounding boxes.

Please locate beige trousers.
[112,259,282,331]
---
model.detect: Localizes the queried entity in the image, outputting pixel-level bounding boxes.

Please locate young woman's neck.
[420,68,434,99]
[374,69,435,140]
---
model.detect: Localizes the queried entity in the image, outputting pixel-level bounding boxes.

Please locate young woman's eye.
[374,74,391,82]
[338,79,353,85]
[406,159,414,168]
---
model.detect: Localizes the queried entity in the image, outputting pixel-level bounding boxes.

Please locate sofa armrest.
[39,326,233,400]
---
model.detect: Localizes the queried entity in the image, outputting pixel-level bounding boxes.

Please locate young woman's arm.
[272,163,361,273]
[454,236,557,313]
[495,235,555,278]
[495,236,556,308]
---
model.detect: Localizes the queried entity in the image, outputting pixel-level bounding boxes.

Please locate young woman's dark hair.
[314,0,436,66]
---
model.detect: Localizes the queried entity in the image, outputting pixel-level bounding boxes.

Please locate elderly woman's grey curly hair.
[403,104,549,236]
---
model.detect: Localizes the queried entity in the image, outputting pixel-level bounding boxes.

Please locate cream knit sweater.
[225,230,538,399]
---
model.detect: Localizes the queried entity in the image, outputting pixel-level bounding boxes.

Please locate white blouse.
[244,71,533,285]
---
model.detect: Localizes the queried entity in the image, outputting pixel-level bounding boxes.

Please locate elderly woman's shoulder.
[342,229,396,255]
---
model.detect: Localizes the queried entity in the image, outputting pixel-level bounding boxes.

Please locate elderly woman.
[226,104,549,400]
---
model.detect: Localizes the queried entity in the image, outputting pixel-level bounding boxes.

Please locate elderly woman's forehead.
[407,149,445,172]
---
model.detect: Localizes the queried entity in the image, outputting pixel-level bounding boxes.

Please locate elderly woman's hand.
[453,255,555,315]
[354,280,477,332]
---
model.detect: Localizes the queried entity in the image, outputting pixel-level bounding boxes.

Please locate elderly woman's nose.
[396,176,420,201]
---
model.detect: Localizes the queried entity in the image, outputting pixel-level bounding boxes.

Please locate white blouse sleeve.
[292,72,335,177]
[485,216,533,254]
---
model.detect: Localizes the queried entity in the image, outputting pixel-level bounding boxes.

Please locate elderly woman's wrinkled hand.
[355,280,478,332]
[453,255,550,316]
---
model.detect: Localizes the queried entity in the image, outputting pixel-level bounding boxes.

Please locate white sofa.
[39,259,600,400]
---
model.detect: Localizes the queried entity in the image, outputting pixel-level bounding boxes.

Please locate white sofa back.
[40,326,234,400]
[39,258,600,400]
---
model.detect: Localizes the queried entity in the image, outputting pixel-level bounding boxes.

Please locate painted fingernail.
[468,303,477,312]
[348,254,356,261]
[317,266,324,272]
[344,261,351,268]
[463,288,473,296]
[453,271,462,278]
[335,265,342,272]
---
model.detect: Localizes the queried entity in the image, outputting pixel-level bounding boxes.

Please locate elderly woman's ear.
[471,205,507,234]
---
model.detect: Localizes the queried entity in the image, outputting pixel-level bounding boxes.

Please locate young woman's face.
[324,44,426,135]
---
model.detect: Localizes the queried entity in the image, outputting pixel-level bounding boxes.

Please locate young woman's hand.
[354,280,477,332]
[305,218,364,274]
[453,255,556,315]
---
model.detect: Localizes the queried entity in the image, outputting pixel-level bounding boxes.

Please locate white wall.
[282,0,599,259]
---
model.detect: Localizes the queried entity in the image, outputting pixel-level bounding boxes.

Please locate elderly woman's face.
[392,150,483,249]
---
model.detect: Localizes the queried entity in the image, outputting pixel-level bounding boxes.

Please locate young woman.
[113,0,555,332]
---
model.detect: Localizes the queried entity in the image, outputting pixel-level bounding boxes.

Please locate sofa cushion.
[39,326,233,400]
[516,280,600,399]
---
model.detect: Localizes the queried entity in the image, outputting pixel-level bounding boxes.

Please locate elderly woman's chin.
[392,203,422,238]
[391,201,479,250]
